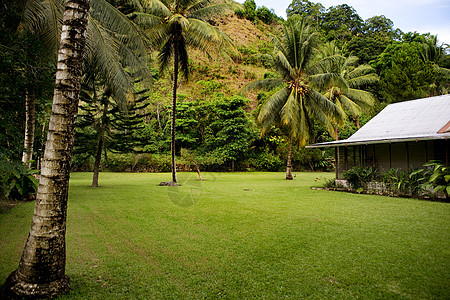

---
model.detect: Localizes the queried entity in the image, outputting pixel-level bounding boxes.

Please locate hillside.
[171,14,280,109]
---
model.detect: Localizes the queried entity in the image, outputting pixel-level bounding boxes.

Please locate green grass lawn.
[1,172,449,299]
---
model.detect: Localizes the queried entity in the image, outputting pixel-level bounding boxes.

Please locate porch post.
[405,142,409,171]
[389,142,392,169]
[335,147,338,179]
[344,145,348,171]
[372,144,375,167]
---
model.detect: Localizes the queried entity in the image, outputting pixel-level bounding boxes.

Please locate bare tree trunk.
[22,90,36,167]
[355,116,360,129]
[286,137,294,180]
[4,0,91,298]
[92,98,109,187]
[170,51,179,184]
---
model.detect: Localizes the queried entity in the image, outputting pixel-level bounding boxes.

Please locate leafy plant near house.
[382,168,423,196]
[343,166,379,192]
[421,160,450,198]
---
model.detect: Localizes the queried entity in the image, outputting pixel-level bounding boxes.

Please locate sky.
[236,0,450,45]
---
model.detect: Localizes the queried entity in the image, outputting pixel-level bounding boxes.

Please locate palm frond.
[91,0,150,53]
[188,3,237,20]
[17,0,46,33]
[258,87,290,135]
[337,94,361,116]
[347,73,379,88]
[176,33,190,79]
[309,72,347,92]
[158,37,174,75]
[129,11,163,29]
[40,0,64,54]
[347,64,376,80]
[280,88,300,127]
[137,0,171,17]
[85,17,134,107]
[244,78,284,92]
[306,91,339,136]
[273,50,295,79]
[343,89,376,109]
[185,18,237,57]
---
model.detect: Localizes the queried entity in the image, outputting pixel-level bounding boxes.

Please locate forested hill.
[172,1,449,108]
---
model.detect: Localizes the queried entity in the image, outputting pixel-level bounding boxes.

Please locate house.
[307,95,450,180]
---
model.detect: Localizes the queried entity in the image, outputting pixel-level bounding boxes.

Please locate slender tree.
[246,17,343,179]
[3,0,91,298]
[132,0,237,183]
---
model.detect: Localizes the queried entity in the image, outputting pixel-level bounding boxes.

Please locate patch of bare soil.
[218,15,269,46]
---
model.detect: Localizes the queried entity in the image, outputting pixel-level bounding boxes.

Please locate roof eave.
[306,135,450,148]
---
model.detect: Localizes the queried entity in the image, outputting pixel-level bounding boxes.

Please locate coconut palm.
[420,35,450,95]
[132,0,238,183]
[10,0,151,167]
[247,17,343,180]
[318,41,378,135]
[4,0,91,298]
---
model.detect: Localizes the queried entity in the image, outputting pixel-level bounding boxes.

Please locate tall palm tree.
[318,41,378,135]
[10,0,150,168]
[132,0,237,183]
[4,0,91,298]
[247,17,343,180]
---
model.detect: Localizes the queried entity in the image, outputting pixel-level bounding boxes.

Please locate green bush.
[382,168,423,196]
[0,154,38,200]
[421,160,450,198]
[247,150,284,171]
[344,166,379,191]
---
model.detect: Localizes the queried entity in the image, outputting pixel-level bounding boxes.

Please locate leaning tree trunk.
[22,90,36,168]
[4,0,91,298]
[286,137,294,180]
[92,98,109,187]
[170,51,179,184]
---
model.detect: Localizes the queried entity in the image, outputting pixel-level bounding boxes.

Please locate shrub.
[247,150,284,171]
[344,166,379,191]
[421,160,450,198]
[0,154,38,200]
[382,168,424,197]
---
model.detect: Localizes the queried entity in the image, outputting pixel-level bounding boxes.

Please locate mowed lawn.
[1,172,449,299]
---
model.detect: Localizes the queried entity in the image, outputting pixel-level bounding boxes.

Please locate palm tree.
[10,0,150,168]
[420,35,450,96]
[246,17,343,180]
[132,0,237,184]
[4,0,91,298]
[318,41,378,136]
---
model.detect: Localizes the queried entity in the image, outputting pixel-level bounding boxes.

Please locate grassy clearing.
[1,172,449,299]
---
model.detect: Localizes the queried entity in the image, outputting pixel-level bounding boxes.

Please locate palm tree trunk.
[4,0,91,298]
[286,137,294,180]
[335,122,339,141]
[355,116,360,129]
[22,90,36,167]
[171,51,179,184]
[92,99,109,187]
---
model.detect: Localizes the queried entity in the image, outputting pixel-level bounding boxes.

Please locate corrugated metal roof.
[308,94,450,148]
